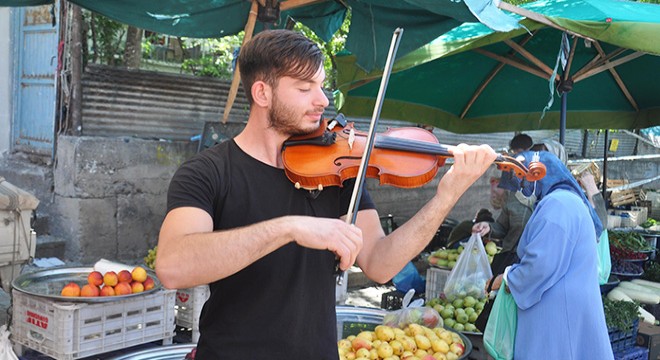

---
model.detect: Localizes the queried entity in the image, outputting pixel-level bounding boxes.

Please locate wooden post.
[222,1,259,123]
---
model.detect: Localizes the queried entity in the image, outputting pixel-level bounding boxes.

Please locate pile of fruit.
[426,295,487,333]
[427,242,499,270]
[60,266,155,297]
[611,259,643,276]
[338,323,466,360]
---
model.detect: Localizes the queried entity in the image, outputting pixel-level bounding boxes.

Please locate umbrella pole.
[603,130,609,204]
[560,92,567,145]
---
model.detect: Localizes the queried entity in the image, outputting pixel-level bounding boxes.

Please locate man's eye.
[299,88,311,92]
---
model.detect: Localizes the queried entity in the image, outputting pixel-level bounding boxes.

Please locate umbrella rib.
[591,41,639,112]
[460,34,534,119]
[572,47,627,80]
[574,51,645,83]
[280,0,331,11]
[473,48,550,80]
[504,39,553,76]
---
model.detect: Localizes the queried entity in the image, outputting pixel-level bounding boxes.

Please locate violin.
[282,118,547,191]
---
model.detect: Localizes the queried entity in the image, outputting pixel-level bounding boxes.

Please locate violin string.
[375,136,451,155]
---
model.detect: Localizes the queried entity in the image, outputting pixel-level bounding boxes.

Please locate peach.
[60,282,81,297]
[131,266,148,283]
[143,276,155,290]
[80,284,100,297]
[114,281,132,296]
[131,281,144,294]
[117,270,132,283]
[87,271,104,287]
[351,337,372,351]
[100,285,116,296]
[103,271,119,287]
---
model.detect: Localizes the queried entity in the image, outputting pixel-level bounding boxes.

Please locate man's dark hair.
[509,133,533,153]
[238,30,324,104]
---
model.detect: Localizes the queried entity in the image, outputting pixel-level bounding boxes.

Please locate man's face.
[268,65,329,136]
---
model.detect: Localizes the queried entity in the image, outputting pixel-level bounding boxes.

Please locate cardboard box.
[636,321,660,360]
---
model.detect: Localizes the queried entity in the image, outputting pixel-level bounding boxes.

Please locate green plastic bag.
[483,279,517,360]
[597,229,612,285]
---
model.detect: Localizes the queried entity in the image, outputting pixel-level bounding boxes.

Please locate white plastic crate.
[11,288,176,360]
[175,285,210,343]
[425,267,451,300]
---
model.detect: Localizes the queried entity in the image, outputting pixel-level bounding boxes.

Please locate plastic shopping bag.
[382,289,443,329]
[597,229,612,285]
[483,279,517,360]
[443,233,493,301]
[0,325,18,360]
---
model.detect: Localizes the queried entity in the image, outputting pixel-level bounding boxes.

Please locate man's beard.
[268,94,320,136]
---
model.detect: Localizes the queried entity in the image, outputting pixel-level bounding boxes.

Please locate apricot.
[87,271,104,287]
[143,276,155,290]
[131,281,144,294]
[61,282,81,297]
[114,281,132,296]
[100,285,116,296]
[80,284,100,297]
[131,266,148,283]
[103,271,119,287]
[117,270,132,283]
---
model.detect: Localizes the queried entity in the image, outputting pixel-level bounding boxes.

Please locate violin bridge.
[348,128,355,150]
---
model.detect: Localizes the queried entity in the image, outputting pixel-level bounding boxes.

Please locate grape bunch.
[144,246,157,270]
[612,259,643,275]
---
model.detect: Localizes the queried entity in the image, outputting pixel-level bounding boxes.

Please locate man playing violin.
[156,29,497,359]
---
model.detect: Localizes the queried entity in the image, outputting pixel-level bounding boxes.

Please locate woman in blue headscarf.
[488,150,612,360]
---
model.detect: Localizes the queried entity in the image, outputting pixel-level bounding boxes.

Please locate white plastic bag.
[382,289,443,329]
[0,325,19,360]
[443,233,493,301]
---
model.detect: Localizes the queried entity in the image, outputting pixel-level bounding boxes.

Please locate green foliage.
[82,10,126,65]
[602,296,640,331]
[179,35,243,79]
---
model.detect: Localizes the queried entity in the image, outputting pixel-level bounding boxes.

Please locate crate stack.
[608,319,649,360]
[175,285,210,343]
[11,288,176,360]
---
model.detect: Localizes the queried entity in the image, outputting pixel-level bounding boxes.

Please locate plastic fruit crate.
[425,267,451,300]
[11,288,176,360]
[175,285,210,343]
[380,290,424,310]
[609,319,639,354]
[614,346,649,360]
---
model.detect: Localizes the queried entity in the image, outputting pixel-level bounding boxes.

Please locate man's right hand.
[290,216,363,272]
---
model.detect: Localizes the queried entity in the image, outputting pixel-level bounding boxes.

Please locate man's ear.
[251,81,271,108]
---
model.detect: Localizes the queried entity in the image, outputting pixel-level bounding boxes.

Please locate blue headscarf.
[499,150,604,237]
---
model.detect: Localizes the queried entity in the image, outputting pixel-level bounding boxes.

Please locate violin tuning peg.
[317,184,323,191]
[294,182,301,189]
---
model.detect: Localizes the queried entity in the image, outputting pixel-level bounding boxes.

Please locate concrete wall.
[0,8,12,155]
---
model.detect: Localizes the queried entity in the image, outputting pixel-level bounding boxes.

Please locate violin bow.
[336,28,404,284]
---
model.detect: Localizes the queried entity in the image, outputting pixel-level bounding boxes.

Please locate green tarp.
[336,0,660,133]
[1,0,520,71]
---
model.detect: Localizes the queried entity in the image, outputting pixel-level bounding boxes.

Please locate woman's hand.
[486,274,502,291]
[472,221,490,237]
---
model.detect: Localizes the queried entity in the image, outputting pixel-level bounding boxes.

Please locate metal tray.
[11,266,162,303]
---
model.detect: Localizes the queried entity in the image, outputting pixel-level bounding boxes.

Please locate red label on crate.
[26,310,48,329]
[177,291,190,303]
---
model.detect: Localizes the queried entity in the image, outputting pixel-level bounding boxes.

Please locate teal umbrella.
[335,0,660,134]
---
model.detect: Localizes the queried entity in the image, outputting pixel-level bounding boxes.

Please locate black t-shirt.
[166,140,375,359]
